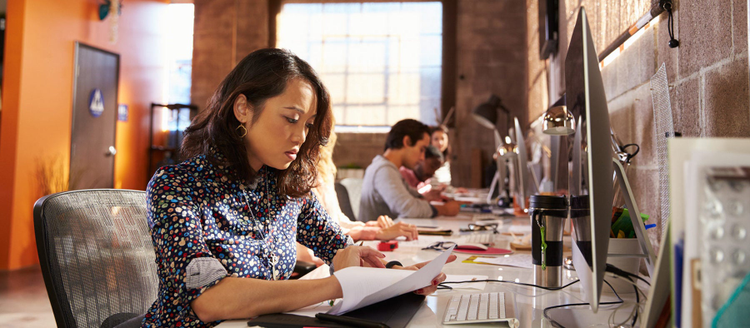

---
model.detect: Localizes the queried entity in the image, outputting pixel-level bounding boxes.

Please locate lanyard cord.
[662,0,679,48]
[241,178,280,279]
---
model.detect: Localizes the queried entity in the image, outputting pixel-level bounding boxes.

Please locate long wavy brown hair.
[317,117,338,186]
[181,48,332,198]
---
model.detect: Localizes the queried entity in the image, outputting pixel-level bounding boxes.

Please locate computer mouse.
[455,243,489,251]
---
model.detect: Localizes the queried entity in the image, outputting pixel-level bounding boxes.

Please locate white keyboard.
[443,292,517,325]
[464,233,494,245]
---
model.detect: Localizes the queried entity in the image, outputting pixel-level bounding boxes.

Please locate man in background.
[359,119,462,222]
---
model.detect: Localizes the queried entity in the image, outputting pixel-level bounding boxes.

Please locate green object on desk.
[539,226,547,270]
[611,208,649,238]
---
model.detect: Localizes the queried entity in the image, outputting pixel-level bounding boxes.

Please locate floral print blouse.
[141,152,352,327]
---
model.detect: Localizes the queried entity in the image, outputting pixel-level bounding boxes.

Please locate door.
[69,42,119,190]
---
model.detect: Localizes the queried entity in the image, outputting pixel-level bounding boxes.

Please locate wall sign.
[89,89,105,117]
[118,104,128,122]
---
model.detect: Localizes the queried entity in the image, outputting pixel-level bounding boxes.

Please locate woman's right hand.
[332,246,386,271]
[375,222,419,241]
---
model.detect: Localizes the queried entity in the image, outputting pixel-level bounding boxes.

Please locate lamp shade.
[472,95,502,129]
[542,105,574,135]
[542,94,574,135]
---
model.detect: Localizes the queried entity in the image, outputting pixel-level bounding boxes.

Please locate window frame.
[269,0,457,129]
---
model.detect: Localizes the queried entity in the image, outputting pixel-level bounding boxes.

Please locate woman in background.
[430,125,452,188]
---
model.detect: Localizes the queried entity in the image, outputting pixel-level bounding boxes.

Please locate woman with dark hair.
[142,49,451,327]
[429,125,452,187]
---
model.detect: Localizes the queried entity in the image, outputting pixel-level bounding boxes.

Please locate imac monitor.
[514,117,535,209]
[565,7,615,313]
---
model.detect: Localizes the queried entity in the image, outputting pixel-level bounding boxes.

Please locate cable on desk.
[607,275,641,328]
[542,280,624,328]
[438,279,580,291]
[606,263,651,286]
[606,272,649,301]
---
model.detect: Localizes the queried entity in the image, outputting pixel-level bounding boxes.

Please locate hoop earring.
[236,124,248,138]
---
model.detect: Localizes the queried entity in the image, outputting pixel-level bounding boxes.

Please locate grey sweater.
[358,155,437,221]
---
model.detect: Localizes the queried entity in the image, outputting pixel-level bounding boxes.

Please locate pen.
[315,313,390,328]
[358,241,364,246]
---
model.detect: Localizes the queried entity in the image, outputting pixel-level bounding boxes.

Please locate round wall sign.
[89,89,105,117]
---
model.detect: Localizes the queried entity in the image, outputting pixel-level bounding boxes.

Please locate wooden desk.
[219,216,641,327]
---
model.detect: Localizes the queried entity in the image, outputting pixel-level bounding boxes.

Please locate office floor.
[0,266,56,327]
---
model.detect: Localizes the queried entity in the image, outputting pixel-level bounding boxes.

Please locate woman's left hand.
[392,254,457,295]
[332,245,386,271]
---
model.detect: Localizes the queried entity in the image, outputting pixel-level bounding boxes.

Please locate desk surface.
[219,216,643,328]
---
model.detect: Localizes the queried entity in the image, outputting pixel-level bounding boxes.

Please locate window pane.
[278,2,442,128]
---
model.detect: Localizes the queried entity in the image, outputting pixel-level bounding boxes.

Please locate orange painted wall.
[0,0,168,270]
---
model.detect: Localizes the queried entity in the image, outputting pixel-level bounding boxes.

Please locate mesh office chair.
[34,189,158,328]
[335,181,356,221]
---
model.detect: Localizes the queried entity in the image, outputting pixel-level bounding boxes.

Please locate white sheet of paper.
[443,274,489,290]
[473,254,533,269]
[329,245,454,315]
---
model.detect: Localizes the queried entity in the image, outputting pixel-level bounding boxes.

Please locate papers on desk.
[464,254,534,269]
[329,245,454,315]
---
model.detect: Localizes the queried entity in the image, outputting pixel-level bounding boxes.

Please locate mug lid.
[529,194,567,210]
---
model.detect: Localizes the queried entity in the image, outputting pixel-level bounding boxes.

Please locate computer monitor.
[514,117,535,209]
[565,7,615,313]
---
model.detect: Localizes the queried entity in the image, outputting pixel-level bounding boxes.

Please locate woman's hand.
[332,246,386,271]
[391,254,457,295]
[374,222,419,241]
[365,215,393,228]
[376,215,394,228]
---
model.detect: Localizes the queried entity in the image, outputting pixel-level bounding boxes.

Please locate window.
[161,3,194,131]
[277,2,443,131]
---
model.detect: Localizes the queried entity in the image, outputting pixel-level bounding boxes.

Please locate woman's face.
[431,130,448,152]
[236,78,317,171]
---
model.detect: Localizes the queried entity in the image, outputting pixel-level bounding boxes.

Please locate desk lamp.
[491,137,516,205]
[472,94,511,136]
[473,95,512,204]
[542,95,573,191]
[542,101,574,136]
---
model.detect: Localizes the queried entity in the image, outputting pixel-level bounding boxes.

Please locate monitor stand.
[612,158,656,276]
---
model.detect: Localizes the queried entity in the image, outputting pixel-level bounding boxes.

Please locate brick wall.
[191,0,269,109]
[525,0,750,243]
[451,0,528,188]
[332,132,387,169]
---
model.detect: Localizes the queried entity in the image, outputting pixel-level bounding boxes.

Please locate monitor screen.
[565,7,615,313]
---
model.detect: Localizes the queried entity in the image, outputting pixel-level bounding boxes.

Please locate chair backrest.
[34,189,158,328]
[338,178,364,222]
[334,182,356,221]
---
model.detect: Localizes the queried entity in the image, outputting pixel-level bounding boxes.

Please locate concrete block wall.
[526,0,750,243]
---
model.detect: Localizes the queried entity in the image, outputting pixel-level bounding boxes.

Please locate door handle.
[106,146,117,156]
